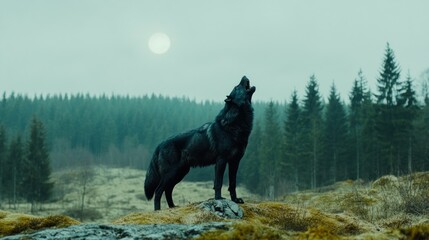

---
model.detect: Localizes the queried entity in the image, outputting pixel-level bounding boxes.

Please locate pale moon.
[148,32,171,55]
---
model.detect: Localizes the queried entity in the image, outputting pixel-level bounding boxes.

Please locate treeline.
[0,94,216,168]
[0,118,52,212]
[0,91,265,171]
[240,43,429,197]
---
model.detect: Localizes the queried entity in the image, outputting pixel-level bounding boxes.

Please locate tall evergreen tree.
[360,91,380,179]
[283,90,303,191]
[375,43,401,106]
[413,99,429,172]
[259,102,281,198]
[375,43,402,175]
[22,117,53,212]
[241,122,262,194]
[6,135,25,208]
[349,70,368,179]
[302,75,324,189]
[396,72,418,173]
[413,69,429,171]
[0,126,7,205]
[324,83,349,184]
[397,72,418,109]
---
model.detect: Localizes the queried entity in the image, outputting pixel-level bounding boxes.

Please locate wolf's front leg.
[213,159,227,199]
[228,160,244,204]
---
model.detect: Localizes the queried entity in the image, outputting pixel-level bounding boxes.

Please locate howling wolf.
[144,76,255,210]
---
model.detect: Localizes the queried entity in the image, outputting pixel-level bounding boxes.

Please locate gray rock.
[0,222,231,240]
[198,199,244,219]
[1,200,244,239]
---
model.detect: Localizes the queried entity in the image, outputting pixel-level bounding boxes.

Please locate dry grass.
[282,172,429,229]
[195,222,285,240]
[0,210,79,237]
[113,203,225,225]
[114,201,375,239]
[399,223,429,240]
[241,202,374,235]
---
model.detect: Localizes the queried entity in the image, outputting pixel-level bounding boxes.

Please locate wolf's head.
[225,76,256,107]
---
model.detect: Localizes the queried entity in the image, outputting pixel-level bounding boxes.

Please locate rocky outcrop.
[0,200,244,240]
[198,199,243,219]
[1,222,231,240]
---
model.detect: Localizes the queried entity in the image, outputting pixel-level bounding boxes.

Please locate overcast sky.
[1,0,428,102]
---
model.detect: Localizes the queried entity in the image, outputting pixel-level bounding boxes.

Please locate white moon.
[148,32,171,55]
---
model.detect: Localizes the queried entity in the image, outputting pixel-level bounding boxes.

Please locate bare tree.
[420,68,429,103]
[75,166,95,221]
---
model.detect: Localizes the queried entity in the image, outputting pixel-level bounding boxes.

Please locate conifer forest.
[1,43,429,203]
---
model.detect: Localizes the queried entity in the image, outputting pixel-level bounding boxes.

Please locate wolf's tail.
[144,147,161,200]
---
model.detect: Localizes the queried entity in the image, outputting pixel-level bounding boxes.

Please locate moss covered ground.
[1,168,428,239]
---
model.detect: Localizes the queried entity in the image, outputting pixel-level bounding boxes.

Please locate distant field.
[1,166,258,223]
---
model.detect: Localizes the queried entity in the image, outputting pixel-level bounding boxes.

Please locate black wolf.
[144,76,255,210]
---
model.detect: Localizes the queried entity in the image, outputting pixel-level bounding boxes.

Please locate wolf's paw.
[232,198,244,204]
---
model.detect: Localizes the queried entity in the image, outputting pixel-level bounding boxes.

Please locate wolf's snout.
[240,76,251,90]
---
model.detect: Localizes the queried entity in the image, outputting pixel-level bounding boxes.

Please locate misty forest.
[1,44,429,214]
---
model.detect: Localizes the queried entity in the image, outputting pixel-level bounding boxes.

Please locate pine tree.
[375,43,402,175]
[360,91,380,180]
[259,102,281,198]
[396,72,418,173]
[324,83,349,184]
[349,70,368,179]
[6,135,25,208]
[241,122,262,194]
[302,75,324,189]
[375,43,401,106]
[413,100,429,172]
[0,126,7,205]
[283,90,303,191]
[413,69,429,171]
[22,117,53,212]
[397,72,418,109]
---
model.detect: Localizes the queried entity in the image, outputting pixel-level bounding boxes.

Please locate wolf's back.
[144,147,160,200]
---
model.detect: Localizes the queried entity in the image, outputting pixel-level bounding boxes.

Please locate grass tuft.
[400,224,429,240]
[195,222,283,240]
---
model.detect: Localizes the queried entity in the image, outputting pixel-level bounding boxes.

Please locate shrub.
[396,174,429,215]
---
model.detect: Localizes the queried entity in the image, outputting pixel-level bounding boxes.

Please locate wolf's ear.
[225,95,232,103]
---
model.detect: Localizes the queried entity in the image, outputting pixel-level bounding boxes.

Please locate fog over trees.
[1,43,429,202]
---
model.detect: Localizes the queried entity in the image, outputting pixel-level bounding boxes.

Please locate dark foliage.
[0,118,52,209]
[22,117,53,212]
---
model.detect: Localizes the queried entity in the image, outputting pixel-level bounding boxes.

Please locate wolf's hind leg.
[165,186,176,208]
[154,181,166,210]
[165,165,190,208]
